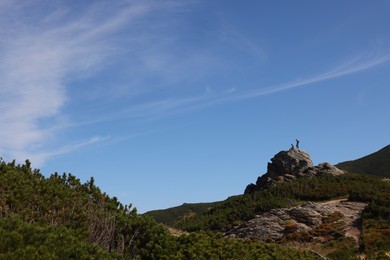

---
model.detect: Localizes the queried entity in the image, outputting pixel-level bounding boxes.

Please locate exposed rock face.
[245,149,346,194]
[268,149,313,176]
[314,162,346,176]
[225,200,367,242]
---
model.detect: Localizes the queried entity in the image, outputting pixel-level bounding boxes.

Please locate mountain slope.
[175,148,390,259]
[336,145,390,177]
[145,201,221,226]
[0,159,315,259]
[176,172,390,258]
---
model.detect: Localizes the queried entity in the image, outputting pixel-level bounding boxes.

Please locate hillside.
[0,158,316,259]
[178,173,390,258]
[149,145,390,227]
[176,149,390,259]
[1,146,389,259]
[150,148,347,228]
[145,201,221,226]
[336,145,390,177]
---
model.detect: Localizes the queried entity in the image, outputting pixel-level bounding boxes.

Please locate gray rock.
[314,162,346,176]
[289,202,331,226]
[268,149,313,176]
[225,212,285,240]
[224,200,366,242]
[245,149,346,194]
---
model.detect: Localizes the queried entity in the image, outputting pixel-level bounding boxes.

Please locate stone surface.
[314,162,346,176]
[245,149,346,194]
[224,200,366,243]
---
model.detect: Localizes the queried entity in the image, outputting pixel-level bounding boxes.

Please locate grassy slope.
[336,145,390,177]
[144,201,221,226]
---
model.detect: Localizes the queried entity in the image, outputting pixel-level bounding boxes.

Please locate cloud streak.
[234,51,390,100]
[48,50,390,131]
[0,0,184,165]
[27,136,110,167]
[116,50,390,119]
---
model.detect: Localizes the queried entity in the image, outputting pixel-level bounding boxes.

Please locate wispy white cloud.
[120,50,390,118]
[106,50,390,122]
[223,51,390,101]
[28,136,110,166]
[51,50,390,130]
[0,0,191,165]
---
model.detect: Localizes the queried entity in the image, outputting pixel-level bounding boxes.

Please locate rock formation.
[245,149,345,194]
[225,200,366,243]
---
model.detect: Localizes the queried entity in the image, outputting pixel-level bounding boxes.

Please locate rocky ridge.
[245,148,345,194]
[235,149,365,245]
[225,199,367,243]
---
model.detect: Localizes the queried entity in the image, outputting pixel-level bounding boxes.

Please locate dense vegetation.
[0,158,315,259]
[2,143,389,259]
[0,216,120,259]
[349,180,390,259]
[145,202,221,227]
[0,158,170,259]
[337,144,390,177]
[177,173,390,259]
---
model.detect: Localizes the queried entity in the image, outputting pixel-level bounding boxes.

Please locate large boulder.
[245,149,346,194]
[268,149,313,177]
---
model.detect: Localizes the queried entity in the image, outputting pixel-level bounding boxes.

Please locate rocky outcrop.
[225,200,366,243]
[312,162,346,176]
[245,149,346,194]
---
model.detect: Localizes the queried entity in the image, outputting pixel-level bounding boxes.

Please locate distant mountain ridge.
[145,201,221,226]
[336,145,390,177]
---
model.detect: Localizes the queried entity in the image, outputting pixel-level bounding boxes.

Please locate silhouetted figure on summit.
[296,139,300,149]
[290,144,295,150]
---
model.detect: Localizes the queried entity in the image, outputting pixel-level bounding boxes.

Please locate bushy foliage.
[0,158,315,259]
[0,216,120,259]
[1,157,388,259]
[0,159,151,257]
[172,232,317,260]
[362,219,390,259]
[324,237,358,260]
[345,173,390,258]
[349,181,390,259]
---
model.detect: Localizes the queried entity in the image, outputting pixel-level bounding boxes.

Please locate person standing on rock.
[296,139,300,149]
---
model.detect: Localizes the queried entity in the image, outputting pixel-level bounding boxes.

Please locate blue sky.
[1,0,390,212]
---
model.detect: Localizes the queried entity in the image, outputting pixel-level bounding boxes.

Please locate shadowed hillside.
[337,145,390,177]
[145,201,221,226]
